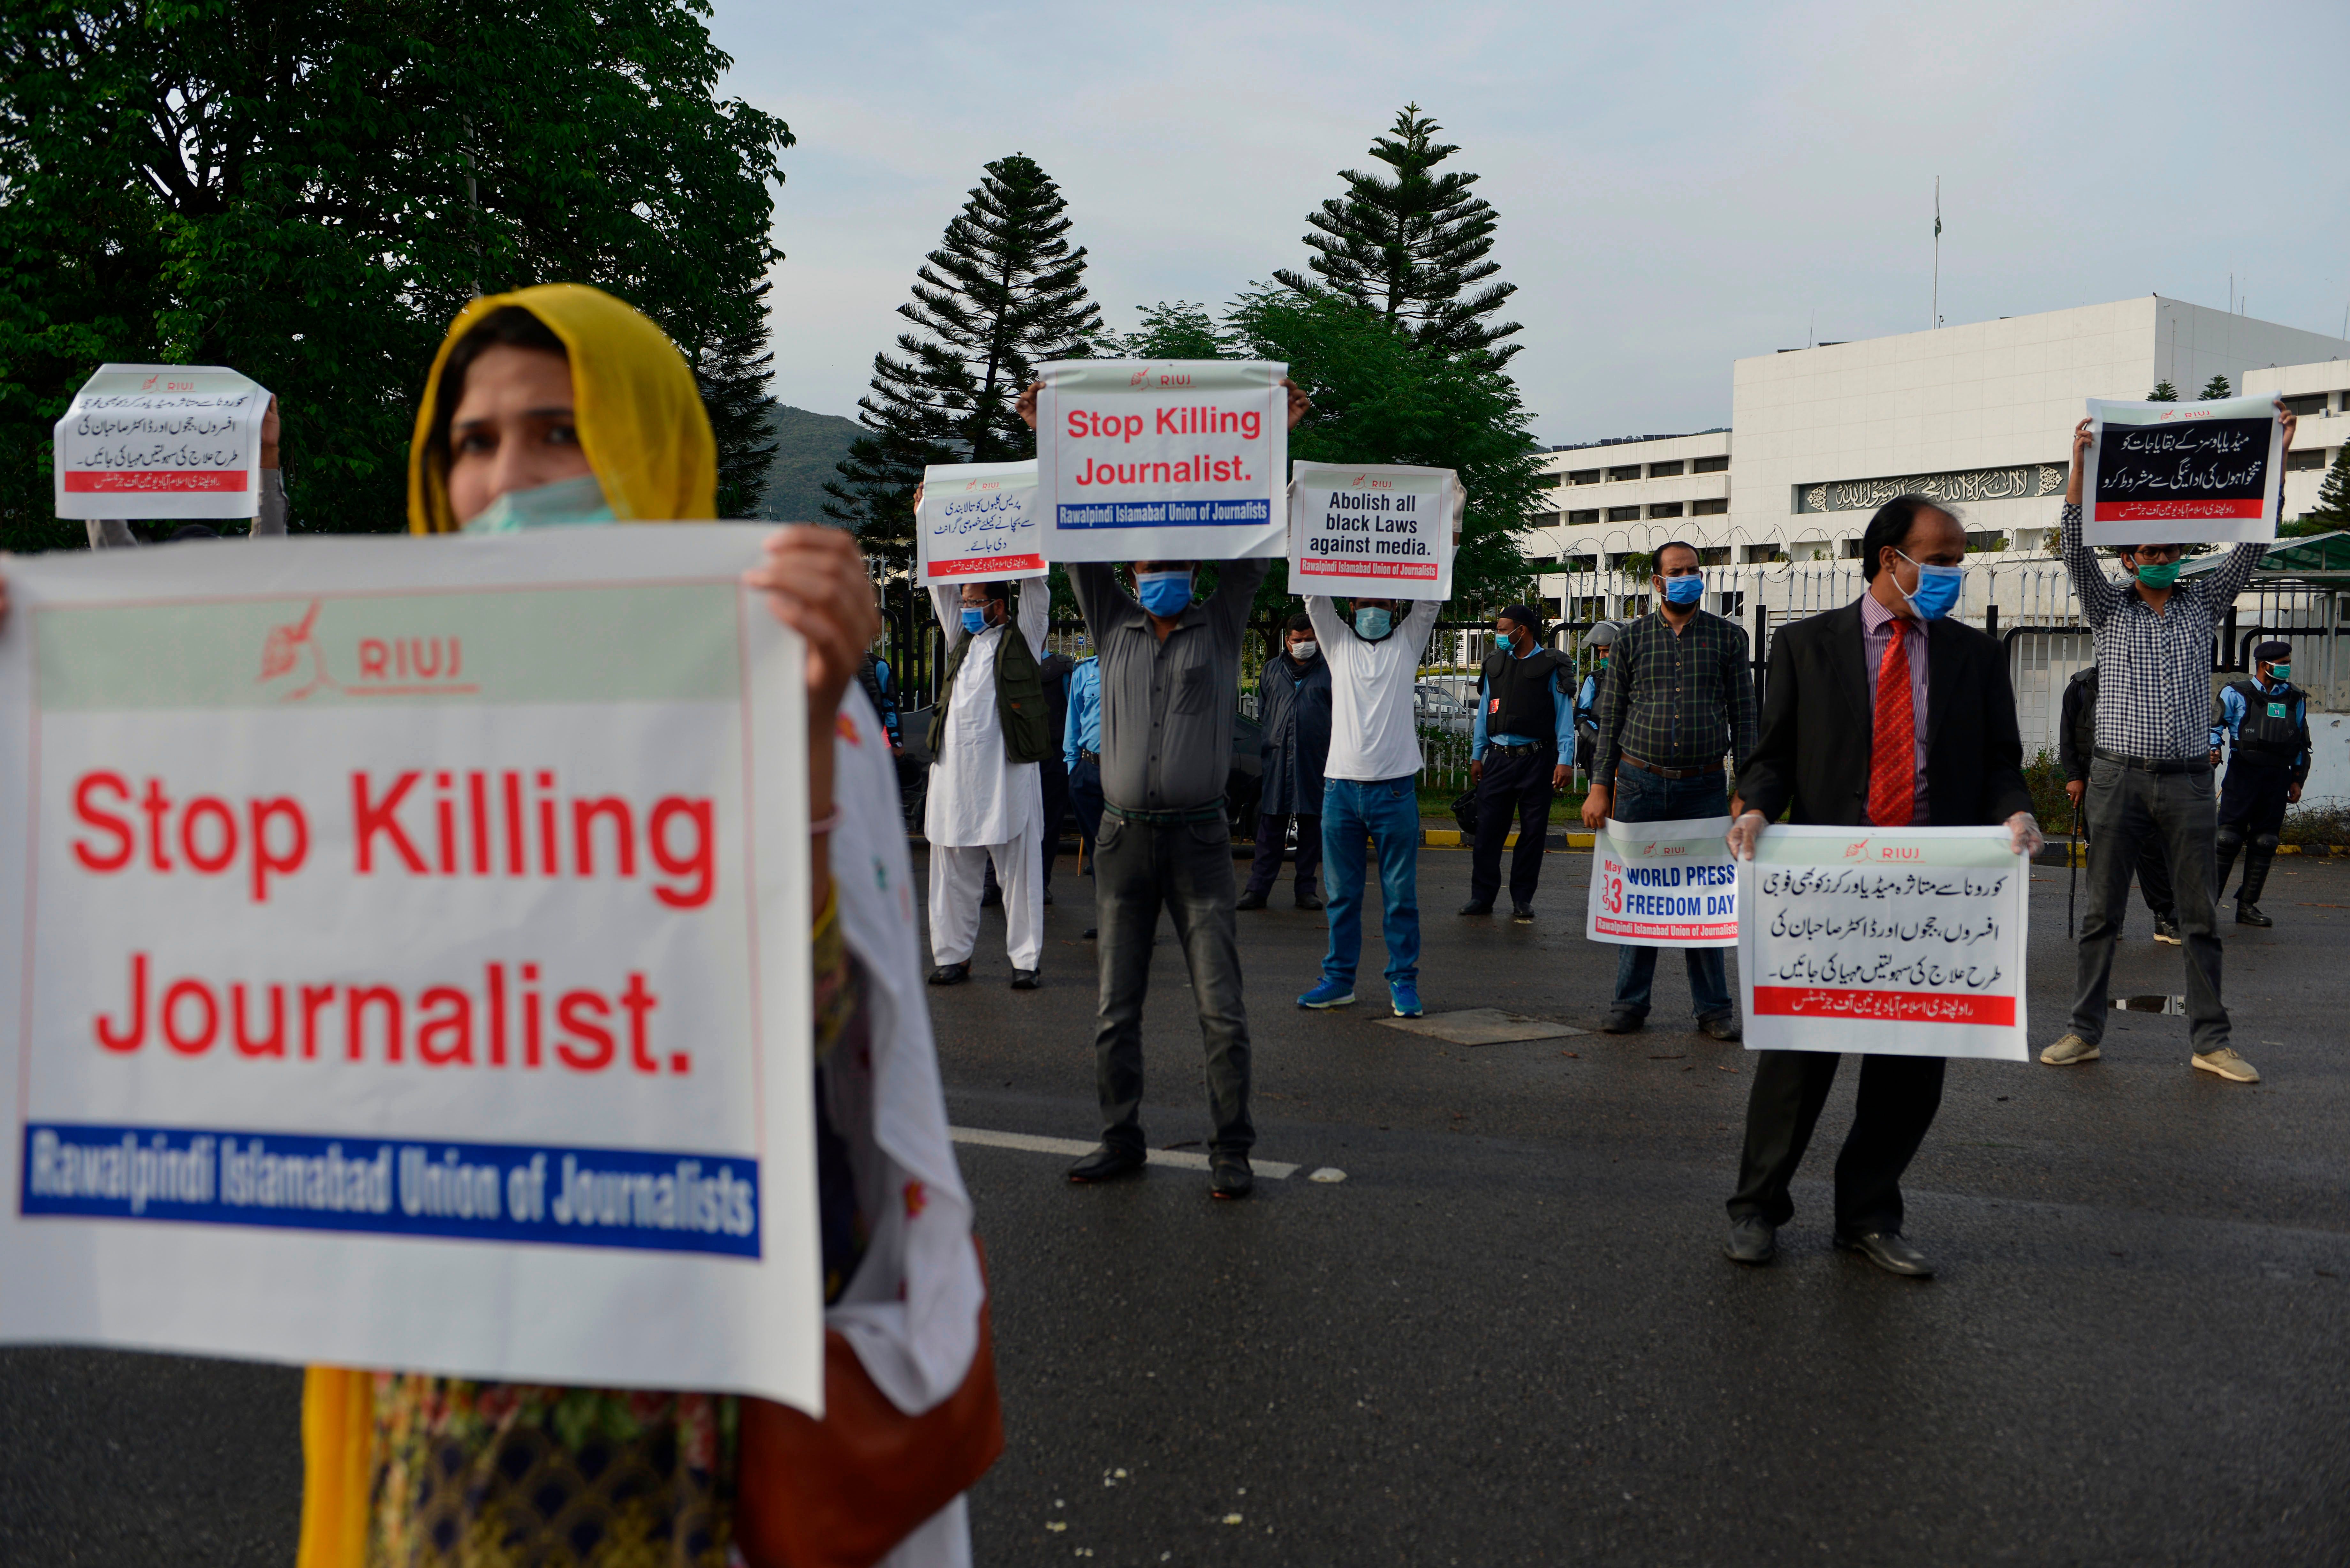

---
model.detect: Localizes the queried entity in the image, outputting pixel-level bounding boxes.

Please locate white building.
[1531,296,2350,622]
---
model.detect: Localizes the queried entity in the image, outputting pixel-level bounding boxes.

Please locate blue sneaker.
[1297,977,1356,1009]
[1390,981,1423,1018]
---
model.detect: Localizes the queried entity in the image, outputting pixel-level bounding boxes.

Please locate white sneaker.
[2192,1047,2259,1083]
[2039,1033,2100,1066]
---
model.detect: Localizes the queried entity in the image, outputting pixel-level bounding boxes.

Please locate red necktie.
[1868,620,1916,827]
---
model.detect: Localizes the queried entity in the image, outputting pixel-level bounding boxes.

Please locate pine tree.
[2284,444,2350,536]
[2199,374,2233,400]
[1273,104,1522,366]
[2148,381,2180,401]
[825,153,1099,564]
[688,288,782,518]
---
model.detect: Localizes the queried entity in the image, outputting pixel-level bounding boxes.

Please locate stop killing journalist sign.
[0,528,823,1412]
[1033,359,1288,562]
[1737,825,2028,1061]
[2080,394,2284,545]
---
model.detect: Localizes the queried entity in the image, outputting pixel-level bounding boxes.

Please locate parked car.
[1414,683,1474,735]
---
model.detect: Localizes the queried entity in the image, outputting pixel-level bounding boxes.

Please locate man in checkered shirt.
[2040,403,2299,1084]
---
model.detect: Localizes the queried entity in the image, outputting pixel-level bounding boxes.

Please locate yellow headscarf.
[406,282,717,533]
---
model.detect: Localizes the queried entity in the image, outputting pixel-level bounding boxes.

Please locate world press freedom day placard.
[1737,825,2028,1062]
[0,528,824,1412]
[1288,461,1459,602]
[916,459,1045,583]
[1585,816,1737,949]
[2081,395,2284,546]
[54,363,271,522]
[1034,360,1288,562]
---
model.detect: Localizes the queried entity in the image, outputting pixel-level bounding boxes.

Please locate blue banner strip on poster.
[19,1122,760,1257]
[1057,500,1271,529]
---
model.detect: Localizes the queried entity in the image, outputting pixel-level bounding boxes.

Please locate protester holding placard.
[1019,376,1310,1200]
[1580,543,1757,1036]
[2058,667,2180,943]
[1239,613,1331,912]
[921,576,1052,990]
[1723,495,2039,1278]
[1463,605,1572,920]
[85,394,289,547]
[2040,405,2297,1084]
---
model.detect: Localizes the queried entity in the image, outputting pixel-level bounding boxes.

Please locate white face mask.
[462,474,616,533]
[1290,640,1317,660]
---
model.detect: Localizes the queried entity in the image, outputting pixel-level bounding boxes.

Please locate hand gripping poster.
[1288,461,1460,601]
[1034,360,1288,562]
[1586,816,1737,948]
[2080,395,2285,545]
[54,363,272,521]
[917,459,1045,583]
[0,527,822,1412]
[1737,825,2028,1061]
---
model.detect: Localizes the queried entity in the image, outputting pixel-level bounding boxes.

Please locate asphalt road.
[6,842,2346,1565]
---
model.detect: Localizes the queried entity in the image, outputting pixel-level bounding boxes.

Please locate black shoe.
[1294,891,1324,911]
[1836,1230,1934,1278]
[2236,902,2273,928]
[1082,927,1097,940]
[1009,969,1039,990]
[1210,1155,1254,1200]
[1236,889,1268,910]
[1066,1143,1146,1183]
[2152,916,2182,944]
[926,961,970,986]
[1600,1009,1643,1034]
[1698,1014,1743,1043]
[1458,900,1493,916]
[1724,1217,1777,1265]
[1511,903,1535,923]
[1043,888,1055,906]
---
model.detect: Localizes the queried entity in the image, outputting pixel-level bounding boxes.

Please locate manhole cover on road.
[1375,1007,1588,1045]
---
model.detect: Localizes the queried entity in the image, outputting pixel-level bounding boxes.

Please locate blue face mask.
[960,607,989,635]
[1135,570,1192,617]
[1355,606,1393,640]
[1661,574,1704,607]
[462,473,617,533]
[1895,551,1964,620]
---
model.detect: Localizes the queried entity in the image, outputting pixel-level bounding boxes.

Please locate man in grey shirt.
[1021,377,1305,1199]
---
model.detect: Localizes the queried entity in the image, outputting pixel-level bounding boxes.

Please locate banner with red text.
[1736,824,2027,1060]
[1586,815,1736,948]
[1288,461,1458,601]
[53,364,270,521]
[1034,360,1287,562]
[0,527,822,1411]
[2080,395,2284,545]
[916,459,1045,582]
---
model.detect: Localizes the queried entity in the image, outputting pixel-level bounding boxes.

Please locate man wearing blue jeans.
[1582,540,1757,1038]
[1296,593,1443,1016]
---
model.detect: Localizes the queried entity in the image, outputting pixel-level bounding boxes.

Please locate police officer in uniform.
[1464,604,1573,921]
[1573,621,1618,775]
[2212,640,2313,928]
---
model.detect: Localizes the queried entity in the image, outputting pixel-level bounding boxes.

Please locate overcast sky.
[709,0,2350,448]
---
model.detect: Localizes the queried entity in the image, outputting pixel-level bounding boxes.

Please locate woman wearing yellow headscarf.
[297,286,993,1568]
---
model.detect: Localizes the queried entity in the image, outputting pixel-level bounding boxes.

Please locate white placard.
[53,363,270,521]
[2080,395,2284,545]
[1586,815,1737,948]
[1737,825,2028,1060]
[1288,461,1457,601]
[0,527,822,1412]
[916,459,1045,583]
[1034,359,1287,562]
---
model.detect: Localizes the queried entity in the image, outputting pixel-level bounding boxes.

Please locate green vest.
[928,587,1055,765]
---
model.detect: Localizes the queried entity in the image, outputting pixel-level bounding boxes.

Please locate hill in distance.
[749,403,865,523]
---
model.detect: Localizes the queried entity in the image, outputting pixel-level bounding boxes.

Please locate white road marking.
[947,1126,1312,1180]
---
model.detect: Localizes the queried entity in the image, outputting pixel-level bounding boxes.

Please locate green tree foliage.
[1273,104,1522,367]
[2283,444,2350,537]
[0,0,792,550]
[2147,381,2181,402]
[2199,374,2233,400]
[826,154,1099,566]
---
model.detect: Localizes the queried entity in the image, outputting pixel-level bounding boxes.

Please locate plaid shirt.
[2058,503,2262,762]
[1592,607,1759,788]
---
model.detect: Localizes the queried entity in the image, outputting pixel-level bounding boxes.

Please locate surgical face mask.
[2268,663,2291,682]
[1290,640,1318,660]
[1661,573,1704,607]
[1355,607,1393,640]
[1893,549,1963,620]
[960,607,989,635]
[1135,570,1192,617]
[461,473,616,533]
[2132,557,2183,589]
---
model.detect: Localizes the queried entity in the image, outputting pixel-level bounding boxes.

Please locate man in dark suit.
[1722,494,2041,1279]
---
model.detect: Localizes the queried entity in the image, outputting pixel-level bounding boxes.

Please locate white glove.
[1726,810,1767,860]
[2006,810,2045,857]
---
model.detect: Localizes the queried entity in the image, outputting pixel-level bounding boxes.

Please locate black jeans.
[1092,812,1254,1157]
[2068,757,2229,1053]
[1729,1052,1945,1236]
[1244,810,1322,898]
[1068,755,1104,869]
[1038,758,1070,891]
[1470,748,1554,907]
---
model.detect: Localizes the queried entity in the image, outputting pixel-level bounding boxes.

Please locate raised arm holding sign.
[54,364,273,521]
[2078,394,2286,545]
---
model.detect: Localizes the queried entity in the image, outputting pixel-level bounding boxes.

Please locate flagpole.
[1932,176,1940,330]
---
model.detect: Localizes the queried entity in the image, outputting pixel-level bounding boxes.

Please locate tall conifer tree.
[827,153,1099,563]
[1274,104,1522,366]
[2199,374,2233,399]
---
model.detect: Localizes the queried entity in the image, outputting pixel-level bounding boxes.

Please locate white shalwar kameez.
[925,583,1048,971]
